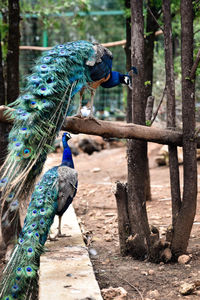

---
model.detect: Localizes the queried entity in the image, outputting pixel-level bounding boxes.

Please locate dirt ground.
[1,135,200,299]
[71,137,200,300]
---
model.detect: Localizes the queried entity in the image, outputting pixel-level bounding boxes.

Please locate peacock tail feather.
[0,40,95,208]
[0,166,59,299]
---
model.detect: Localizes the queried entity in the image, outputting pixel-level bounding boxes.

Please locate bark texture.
[125,0,150,258]
[6,0,20,104]
[0,32,5,106]
[162,0,181,227]
[171,0,197,257]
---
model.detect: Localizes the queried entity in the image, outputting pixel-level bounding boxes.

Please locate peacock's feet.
[74,112,83,118]
[58,233,66,238]
[87,114,101,125]
[48,234,58,242]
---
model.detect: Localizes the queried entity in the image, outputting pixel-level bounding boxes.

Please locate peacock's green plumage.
[0,40,94,208]
[0,167,59,299]
[0,133,78,299]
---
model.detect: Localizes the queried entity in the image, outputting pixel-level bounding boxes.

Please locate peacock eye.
[23,147,32,158]
[41,87,46,91]
[41,64,47,69]
[47,78,53,84]
[30,101,37,109]
[26,266,32,273]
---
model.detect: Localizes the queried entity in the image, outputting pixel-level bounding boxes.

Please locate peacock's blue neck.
[101,71,124,88]
[62,142,74,168]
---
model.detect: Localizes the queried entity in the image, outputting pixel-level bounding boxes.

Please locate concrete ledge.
[39,205,103,300]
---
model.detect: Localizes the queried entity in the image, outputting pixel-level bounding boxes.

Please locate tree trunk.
[125,0,150,258]
[125,0,132,123]
[0,0,21,249]
[162,0,181,228]
[6,0,20,104]
[0,32,5,105]
[171,0,197,257]
[144,1,160,101]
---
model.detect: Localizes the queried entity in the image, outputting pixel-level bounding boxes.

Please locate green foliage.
[145,80,151,86]
[146,120,152,126]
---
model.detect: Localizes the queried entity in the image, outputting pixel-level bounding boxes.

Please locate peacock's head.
[62,132,71,143]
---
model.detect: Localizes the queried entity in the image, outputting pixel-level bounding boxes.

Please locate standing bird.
[0,41,130,244]
[0,132,78,299]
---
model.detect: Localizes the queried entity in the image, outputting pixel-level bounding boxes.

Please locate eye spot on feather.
[16,267,23,276]
[40,86,47,92]
[15,142,21,148]
[11,283,19,292]
[27,230,33,237]
[7,193,14,202]
[32,209,37,216]
[40,64,48,71]
[11,200,19,208]
[27,247,34,257]
[23,94,32,100]
[43,56,51,62]
[30,101,37,108]
[47,78,53,84]
[25,266,35,277]
[18,238,24,244]
[35,232,39,239]
[30,75,41,83]
[23,148,32,158]
[40,218,45,226]
[58,45,64,49]
[0,178,7,183]
[48,50,56,55]
[40,208,46,215]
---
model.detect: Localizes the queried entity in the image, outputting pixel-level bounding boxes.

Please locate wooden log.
[1,104,200,147]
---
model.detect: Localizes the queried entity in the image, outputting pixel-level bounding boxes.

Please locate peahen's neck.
[101,71,124,88]
[61,144,74,168]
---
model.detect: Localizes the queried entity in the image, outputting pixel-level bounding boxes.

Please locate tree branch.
[1,104,200,147]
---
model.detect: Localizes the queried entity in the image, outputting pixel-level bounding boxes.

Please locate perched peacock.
[0,132,78,299]
[0,40,131,243]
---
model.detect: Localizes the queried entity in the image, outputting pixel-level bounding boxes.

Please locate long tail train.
[0,137,78,299]
[0,41,93,207]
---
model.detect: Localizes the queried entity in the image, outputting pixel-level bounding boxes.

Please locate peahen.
[0,132,78,299]
[0,41,131,239]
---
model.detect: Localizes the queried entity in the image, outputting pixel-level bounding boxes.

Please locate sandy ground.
[72,140,200,300]
[1,137,200,300]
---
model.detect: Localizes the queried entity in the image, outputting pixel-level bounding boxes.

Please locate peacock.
[0,132,78,299]
[0,40,132,245]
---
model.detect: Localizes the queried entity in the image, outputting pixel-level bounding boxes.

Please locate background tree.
[171,0,197,256]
